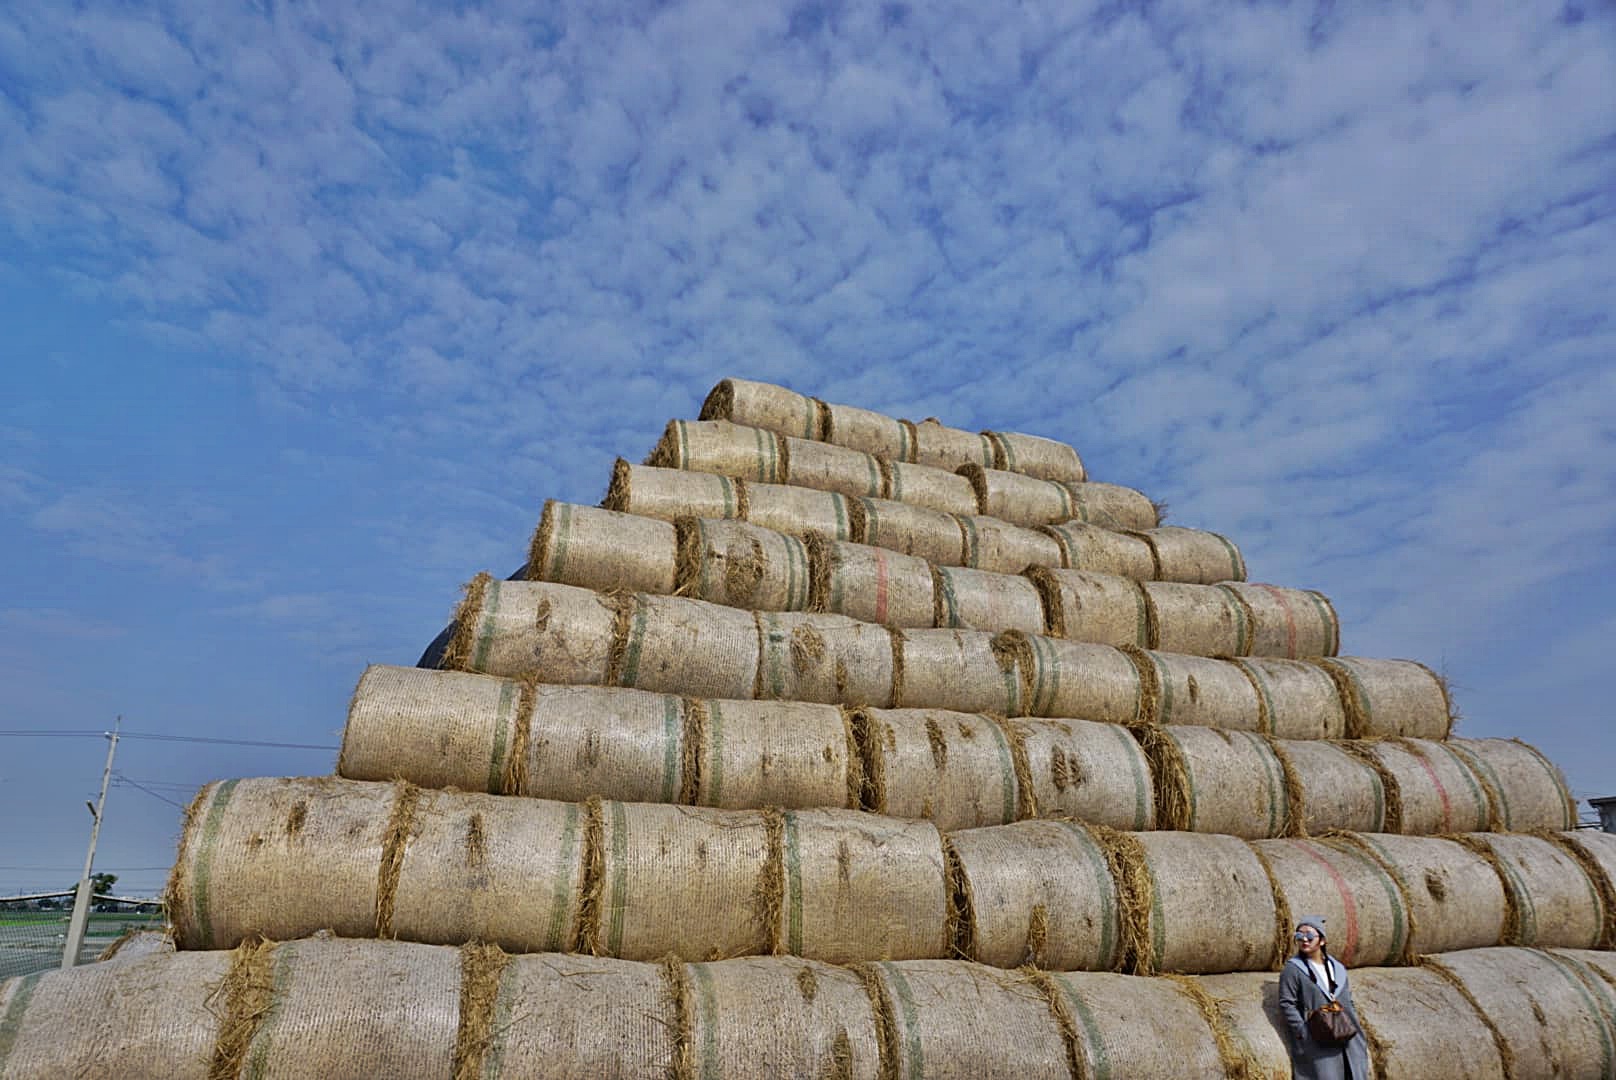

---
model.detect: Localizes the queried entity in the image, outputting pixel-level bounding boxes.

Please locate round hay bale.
[860,962,1071,1079]
[676,518,812,612]
[856,495,968,566]
[1041,521,1158,579]
[1024,567,1150,647]
[95,927,173,964]
[1017,717,1156,831]
[443,577,617,683]
[1123,831,1281,975]
[1452,833,1605,949]
[647,419,787,484]
[487,952,671,1078]
[0,948,230,1078]
[783,434,885,499]
[1129,526,1246,584]
[1555,945,1616,989]
[683,957,882,1079]
[527,501,678,595]
[1348,834,1509,956]
[1141,580,1252,657]
[985,429,1086,483]
[1446,737,1577,832]
[1348,965,1507,1079]
[1233,657,1348,739]
[821,399,911,459]
[858,708,1022,829]
[892,629,1026,717]
[912,419,999,471]
[1311,657,1453,739]
[1051,969,1248,1078]
[957,513,1063,573]
[1190,972,1295,1080]
[1216,582,1339,658]
[1251,837,1412,967]
[701,377,823,439]
[932,564,1046,634]
[1065,481,1159,531]
[957,464,1076,525]
[1280,740,1391,833]
[1011,634,1144,725]
[809,537,936,627]
[1364,738,1491,836]
[611,593,760,701]
[340,664,524,794]
[1144,726,1290,839]
[521,684,691,805]
[1551,830,1616,949]
[950,818,1123,971]
[745,479,860,541]
[693,699,858,812]
[885,459,979,516]
[1422,947,1616,1080]
[1131,649,1262,731]
[602,460,746,523]
[754,611,894,706]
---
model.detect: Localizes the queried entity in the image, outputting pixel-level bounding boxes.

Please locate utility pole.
[61,717,119,969]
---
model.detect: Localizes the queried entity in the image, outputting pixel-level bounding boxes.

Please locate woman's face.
[1295,926,1323,958]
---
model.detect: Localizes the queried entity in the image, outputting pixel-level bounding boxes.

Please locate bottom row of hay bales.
[3,938,1613,1079]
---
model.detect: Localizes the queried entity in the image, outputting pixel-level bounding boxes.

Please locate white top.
[1307,957,1336,999]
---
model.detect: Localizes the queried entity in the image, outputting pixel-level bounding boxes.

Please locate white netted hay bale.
[1140,580,1253,657]
[1446,736,1578,832]
[1024,567,1150,647]
[674,517,812,612]
[602,459,746,523]
[1128,525,1247,584]
[1360,737,1491,836]
[1348,965,1506,1079]
[699,377,822,440]
[1341,833,1509,957]
[856,494,968,566]
[956,513,1064,574]
[1216,581,1339,658]
[1250,836,1414,967]
[1052,969,1260,1078]
[753,610,895,707]
[884,458,979,516]
[1450,832,1606,949]
[1233,657,1349,739]
[807,536,936,627]
[1015,716,1156,831]
[1310,657,1453,740]
[1005,633,1144,725]
[1041,521,1158,580]
[984,429,1087,483]
[1137,725,1293,839]
[821,398,911,460]
[890,629,1026,716]
[527,500,678,595]
[783,433,886,499]
[442,576,616,684]
[1130,648,1262,731]
[1280,739,1395,834]
[857,708,1024,830]
[744,478,862,542]
[931,564,1046,634]
[911,418,1000,472]
[646,418,787,483]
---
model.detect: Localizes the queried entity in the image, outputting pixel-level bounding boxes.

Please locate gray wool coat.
[1276,954,1371,1080]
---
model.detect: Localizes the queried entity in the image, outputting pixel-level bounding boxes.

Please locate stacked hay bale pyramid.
[3,376,1614,1078]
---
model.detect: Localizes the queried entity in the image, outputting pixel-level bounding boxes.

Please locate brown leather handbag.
[1308,1000,1360,1045]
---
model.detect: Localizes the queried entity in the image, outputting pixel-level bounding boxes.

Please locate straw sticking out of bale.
[1341,740,1406,834]
[755,807,788,955]
[852,964,902,1080]
[1022,967,1085,1080]
[1132,724,1191,832]
[1164,974,1266,1080]
[1091,825,1155,976]
[452,943,510,1080]
[376,781,424,939]
[441,572,493,672]
[941,836,973,960]
[501,678,536,797]
[1539,830,1616,948]
[1243,842,1293,971]
[1417,957,1517,1079]
[660,957,697,1080]
[210,937,278,1080]
[575,797,606,955]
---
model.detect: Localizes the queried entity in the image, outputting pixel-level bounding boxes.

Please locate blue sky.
[1,0,1613,895]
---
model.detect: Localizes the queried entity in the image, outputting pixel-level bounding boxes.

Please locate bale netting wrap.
[858,708,1022,830]
[1217,582,1339,658]
[912,418,999,472]
[1451,833,1605,950]
[884,459,979,516]
[856,495,967,566]
[1251,837,1412,967]
[0,948,230,1078]
[1111,830,1281,975]
[949,818,1124,972]
[892,629,1025,717]
[1190,971,1295,1080]
[700,377,822,440]
[647,419,788,484]
[1017,716,1156,831]
[508,682,695,806]
[1363,738,1491,836]
[527,501,678,596]
[1141,725,1292,839]
[1041,521,1158,580]
[1011,633,1144,725]
[1281,739,1391,834]
[1049,970,1245,1079]
[443,577,616,683]
[1344,833,1509,956]
[1024,567,1149,647]
[931,564,1046,634]
[591,802,948,964]
[957,464,1078,526]
[745,479,860,541]
[859,961,1072,1079]
[821,399,911,459]
[682,957,882,1079]
[1129,526,1246,584]
[602,460,746,524]
[1348,965,1507,1080]
[483,951,671,1078]
[1552,830,1616,949]
[1233,657,1349,739]
[809,536,936,627]
[985,429,1086,483]
[692,698,858,811]
[1140,580,1253,658]
[1064,481,1159,531]
[1422,947,1616,1080]
[1311,657,1453,740]
[783,433,885,499]
[1446,737,1578,832]
[675,517,812,612]
[956,513,1064,574]
[610,592,760,701]
[754,610,895,706]
[1130,648,1262,731]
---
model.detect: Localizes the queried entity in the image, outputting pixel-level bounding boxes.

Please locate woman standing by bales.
[1278,915,1371,1080]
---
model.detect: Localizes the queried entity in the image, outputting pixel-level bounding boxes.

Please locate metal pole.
[61,717,119,969]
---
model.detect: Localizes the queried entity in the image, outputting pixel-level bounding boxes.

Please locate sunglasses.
[1293,931,1321,941]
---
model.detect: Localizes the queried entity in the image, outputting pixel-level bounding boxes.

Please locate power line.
[111,773,186,809]
[0,729,338,751]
